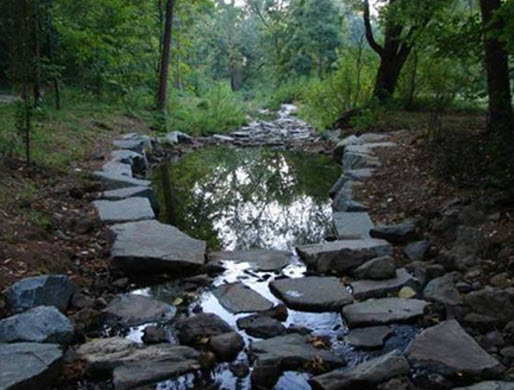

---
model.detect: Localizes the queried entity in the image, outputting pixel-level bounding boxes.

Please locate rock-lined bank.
[0,106,512,390]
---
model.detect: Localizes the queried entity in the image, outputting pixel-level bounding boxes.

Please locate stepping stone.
[176,313,233,346]
[0,306,73,344]
[112,133,152,153]
[102,161,132,177]
[93,197,155,224]
[310,349,409,390]
[329,175,349,198]
[110,220,206,274]
[423,273,463,306]
[332,180,356,212]
[93,171,151,191]
[453,382,514,390]
[6,274,75,313]
[370,219,418,244]
[104,294,176,327]
[212,283,274,314]
[269,277,353,312]
[237,314,286,339]
[351,268,420,300]
[343,151,381,171]
[250,333,344,371]
[332,212,373,239]
[345,168,375,181]
[345,326,392,349]
[209,332,245,361]
[406,320,503,377]
[353,256,396,280]
[0,342,63,390]
[102,186,154,202]
[343,298,429,328]
[297,239,392,274]
[110,150,147,173]
[208,249,292,272]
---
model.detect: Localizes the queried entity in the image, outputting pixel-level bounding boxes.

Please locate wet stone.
[310,349,410,390]
[93,197,155,224]
[209,331,245,361]
[406,320,503,378]
[104,294,176,327]
[176,313,233,346]
[269,276,353,312]
[296,238,392,274]
[236,314,286,339]
[343,298,429,328]
[93,170,151,191]
[370,219,418,244]
[345,326,392,349]
[212,282,274,314]
[208,249,292,272]
[332,212,373,239]
[110,220,206,274]
[353,256,396,280]
[0,342,63,390]
[351,268,419,300]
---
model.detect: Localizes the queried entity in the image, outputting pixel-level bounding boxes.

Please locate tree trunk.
[33,1,42,106]
[373,49,410,102]
[479,0,513,135]
[156,0,175,112]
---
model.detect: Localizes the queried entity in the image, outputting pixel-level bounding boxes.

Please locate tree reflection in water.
[151,147,341,251]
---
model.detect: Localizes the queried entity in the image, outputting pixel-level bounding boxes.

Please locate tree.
[157,0,176,112]
[479,0,513,135]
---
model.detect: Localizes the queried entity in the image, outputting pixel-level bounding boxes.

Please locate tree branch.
[363,0,384,56]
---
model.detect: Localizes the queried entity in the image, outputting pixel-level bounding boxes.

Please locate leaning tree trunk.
[479,0,513,135]
[156,0,175,112]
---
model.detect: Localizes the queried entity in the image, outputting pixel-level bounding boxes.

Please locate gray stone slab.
[102,186,154,201]
[345,168,375,181]
[0,342,63,390]
[0,306,73,344]
[406,320,503,377]
[353,256,396,280]
[296,239,392,274]
[208,249,293,272]
[351,268,419,300]
[423,273,463,306]
[212,283,274,314]
[333,212,373,239]
[343,298,429,328]
[176,313,233,346]
[93,171,151,191]
[112,133,152,153]
[102,161,132,177]
[343,151,381,171]
[110,150,147,173]
[269,276,353,312]
[104,294,176,327]
[93,197,155,224]
[345,326,392,349]
[453,382,514,390]
[110,220,206,274]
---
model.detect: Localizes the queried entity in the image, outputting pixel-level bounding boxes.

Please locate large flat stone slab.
[345,326,392,349]
[453,382,514,390]
[110,220,206,274]
[102,186,154,201]
[343,298,429,328]
[0,342,63,390]
[93,197,155,224]
[112,133,152,153]
[176,313,233,346]
[406,320,503,377]
[208,249,293,272]
[250,333,344,371]
[269,276,353,312]
[212,283,274,314]
[93,171,151,191]
[310,349,409,390]
[332,212,373,239]
[351,268,419,300]
[104,294,176,327]
[102,161,132,177]
[0,306,73,344]
[297,239,392,274]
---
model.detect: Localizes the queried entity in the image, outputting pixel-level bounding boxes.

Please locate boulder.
[112,133,152,153]
[403,240,430,261]
[142,326,167,345]
[448,226,482,270]
[269,276,353,312]
[329,175,349,199]
[212,283,274,314]
[464,287,514,323]
[156,131,193,146]
[104,294,176,327]
[176,313,233,346]
[453,382,514,390]
[423,273,463,306]
[353,256,396,280]
[0,342,63,390]
[297,239,392,274]
[236,314,286,339]
[370,219,418,244]
[110,150,147,174]
[207,249,292,272]
[0,306,73,344]
[406,320,503,377]
[6,274,75,313]
[332,180,356,212]
[343,298,429,328]
[250,333,344,372]
[350,268,419,300]
[93,171,151,191]
[310,349,410,390]
[209,331,245,361]
[93,197,155,224]
[343,151,381,171]
[345,326,392,349]
[110,220,206,274]
[332,212,373,239]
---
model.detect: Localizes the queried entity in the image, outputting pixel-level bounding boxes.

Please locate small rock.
[176,313,233,346]
[353,256,396,280]
[404,240,430,261]
[112,278,129,289]
[423,273,463,306]
[237,314,286,339]
[229,361,250,378]
[142,326,167,344]
[209,331,245,361]
[351,268,419,300]
[71,293,95,309]
[104,294,176,327]
[345,326,392,349]
[370,219,418,244]
[465,286,514,323]
[490,273,512,289]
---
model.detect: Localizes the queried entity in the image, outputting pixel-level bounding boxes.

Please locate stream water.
[116,146,417,390]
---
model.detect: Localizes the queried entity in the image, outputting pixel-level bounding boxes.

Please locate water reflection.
[151,147,341,251]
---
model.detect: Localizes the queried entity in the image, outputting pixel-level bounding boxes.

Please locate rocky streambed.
[0,106,513,390]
